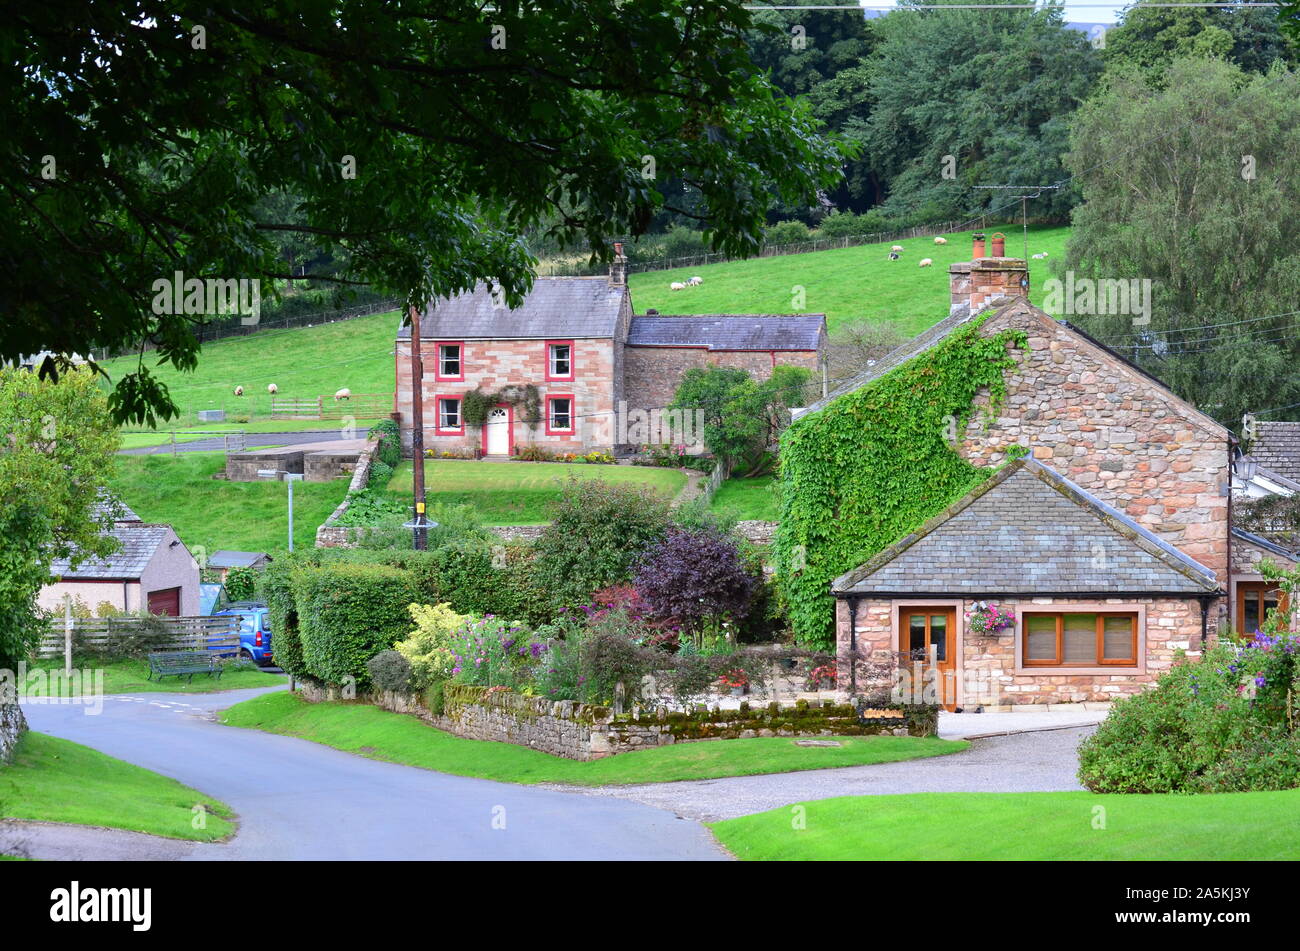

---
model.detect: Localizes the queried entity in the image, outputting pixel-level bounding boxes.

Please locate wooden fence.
[271,393,393,420]
[37,615,241,659]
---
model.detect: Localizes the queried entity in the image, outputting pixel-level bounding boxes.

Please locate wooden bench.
[147,651,223,683]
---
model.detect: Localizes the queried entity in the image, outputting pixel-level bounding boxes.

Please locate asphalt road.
[10,686,726,861]
[119,429,369,455]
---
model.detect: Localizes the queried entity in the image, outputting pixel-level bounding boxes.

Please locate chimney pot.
[972,233,986,259]
[990,232,1006,257]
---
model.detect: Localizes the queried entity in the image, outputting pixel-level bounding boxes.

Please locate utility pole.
[408,303,428,550]
[971,184,1061,264]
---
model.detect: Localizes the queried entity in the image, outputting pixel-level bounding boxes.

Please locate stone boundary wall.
[315,437,380,548]
[735,520,778,546]
[300,681,936,761]
[0,703,27,765]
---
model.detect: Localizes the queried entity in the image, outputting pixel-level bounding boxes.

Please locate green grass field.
[711,475,780,521]
[119,417,387,449]
[385,459,687,524]
[0,732,235,841]
[221,691,966,785]
[99,308,402,427]
[710,789,1300,860]
[109,452,348,553]
[629,226,1071,335]
[22,658,285,695]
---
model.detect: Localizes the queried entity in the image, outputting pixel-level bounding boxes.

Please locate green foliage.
[370,419,401,469]
[775,312,1025,647]
[764,220,811,246]
[1103,4,1295,83]
[336,488,409,526]
[224,566,258,602]
[462,384,541,429]
[396,602,475,688]
[0,367,120,670]
[366,650,414,693]
[262,559,310,682]
[532,478,672,613]
[1064,58,1300,425]
[292,562,420,687]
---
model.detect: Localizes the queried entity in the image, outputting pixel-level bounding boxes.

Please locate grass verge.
[0,732,235,841]
[221,690,966,785]
[711,475,779,521]
[22,658,285,695]
[709,789,1300,860]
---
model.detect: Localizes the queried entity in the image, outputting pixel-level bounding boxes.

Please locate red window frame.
[434,394,465,435]
[434,341,464,382]
[545,394,576,435]
[545,340,575,382]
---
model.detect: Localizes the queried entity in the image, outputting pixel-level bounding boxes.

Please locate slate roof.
[626,315,825,351]
[1249,421,1300,483]
[397,278,627,340]
[49,522,172,580]
[832,458,1220,596]
[208,550,272,569]
[1231,527,1300,563]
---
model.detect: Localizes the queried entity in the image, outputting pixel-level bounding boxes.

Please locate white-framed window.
[547,342,572,379]
[547,396,574,433]
[438,397,462,432]
[438,343,462,379]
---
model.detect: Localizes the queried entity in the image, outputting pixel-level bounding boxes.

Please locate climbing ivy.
[774,314,1027,648]
[462,384,542,429]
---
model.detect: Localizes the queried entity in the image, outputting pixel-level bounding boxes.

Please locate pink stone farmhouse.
[395,248,827,455]
[803,241,1288,710]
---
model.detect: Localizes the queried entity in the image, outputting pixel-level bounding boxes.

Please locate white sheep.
[891,245,904,252]
[233,385,244,397]
[267,383,278,394]
[670,282,685,291]
[933,236,948,245]
[918,258,933,267]
[334,388,352,401]
[688,276,703,286]
[1032,252,1049,260]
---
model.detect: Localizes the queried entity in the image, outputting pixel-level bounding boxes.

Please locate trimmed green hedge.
[292,562,420,687]
[263,561,311,683]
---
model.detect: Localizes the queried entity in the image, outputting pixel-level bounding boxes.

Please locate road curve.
[13,687,726,861]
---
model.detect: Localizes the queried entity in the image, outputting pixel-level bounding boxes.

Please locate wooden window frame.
[545,340,575,382]
[434,342,464,382]
[434,395,464,435]
[1022,612,1138,668]
[545,394,575,435]
[1236,581,1290,636]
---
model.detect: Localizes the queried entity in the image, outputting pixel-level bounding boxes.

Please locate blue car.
[212,602,274,666]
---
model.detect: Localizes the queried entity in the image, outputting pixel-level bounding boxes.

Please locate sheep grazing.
[933,236,948,245]
[688,276,703,286]
[1032,252,1049,260]
[890,245,904,253]
[669,282,685,291]
[334,388,352,401]
[267,383,278,394]
[233,385,244,397]
[888,251,900,261]
[918,258,933,268]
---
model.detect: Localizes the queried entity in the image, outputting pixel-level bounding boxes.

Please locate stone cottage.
[796,237,1280,709]
[394,246,827,455]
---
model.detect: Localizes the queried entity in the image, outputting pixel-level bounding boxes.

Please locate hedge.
[262,560,311,683]
[292,562,420,687]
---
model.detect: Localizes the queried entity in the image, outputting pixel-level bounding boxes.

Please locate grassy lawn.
[385,459,688,524]
[629,225,1072,335]
[0,732,235,841]
[711,475,779,521]
[109,452,348,553]
[22,658,284,695]
[119,417,388,449]
[710,789,1300,860]
[98,308,401,427]
[221,691,967,785]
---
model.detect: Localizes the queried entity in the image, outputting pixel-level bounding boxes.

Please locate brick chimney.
[609,242,627,286]
[949,232,1029,318]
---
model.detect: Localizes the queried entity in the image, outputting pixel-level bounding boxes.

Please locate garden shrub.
[765,220,810,246]
[224,565,257,602]
[292,562,420,687]
[262,559,312,683]
[370,418,401,469]
[396,602,474,688]
[533,477,671,613]
[366,650,414,692]
[634,527,756,641]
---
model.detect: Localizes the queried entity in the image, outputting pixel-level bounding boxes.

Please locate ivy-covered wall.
[775,314,1026,648]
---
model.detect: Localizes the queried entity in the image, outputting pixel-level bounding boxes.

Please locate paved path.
[552,727,1096,822]
[939,708,1109,740]
[10,687,725,861]
[120,429,369,455]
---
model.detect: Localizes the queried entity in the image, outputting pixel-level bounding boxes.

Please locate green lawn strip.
[710,475,779,521]
[22,658,285,695]
[220,690,967,785]
[0,733,235,842]
[119,417,389,449]
[710,789,1300,860]
[629,225,1072,336]
[98,309,402,426]
[385,459,687,524]
[109,451,347,552]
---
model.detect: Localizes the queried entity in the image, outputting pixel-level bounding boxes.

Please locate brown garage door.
[147,587,181,616]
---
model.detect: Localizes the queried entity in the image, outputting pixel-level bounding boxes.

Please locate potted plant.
[966,601,1015,635]
[805,663,837,691]
[718,669,749,697]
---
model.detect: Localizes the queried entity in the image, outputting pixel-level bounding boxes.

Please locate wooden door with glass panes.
[1237,582,1289,637]
[900,607,957,711]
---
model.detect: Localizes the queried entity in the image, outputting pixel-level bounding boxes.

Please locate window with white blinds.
[1023,612,1138,667]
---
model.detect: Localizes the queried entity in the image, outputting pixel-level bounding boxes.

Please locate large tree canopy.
[1063,57,1300,425]
[2,0,848,425]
